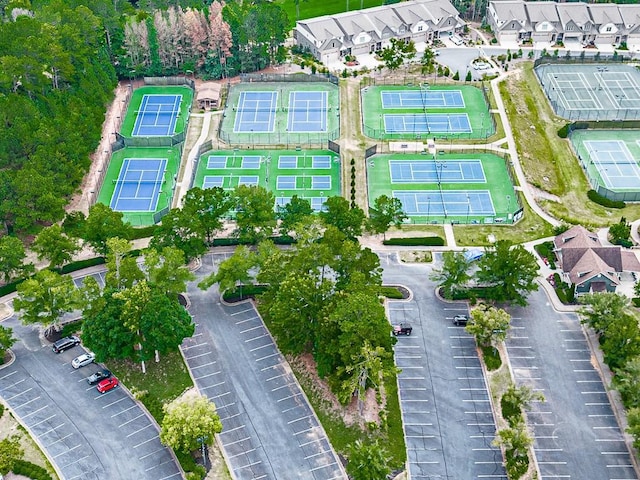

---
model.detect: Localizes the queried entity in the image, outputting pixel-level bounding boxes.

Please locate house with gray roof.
[487,1,637,49]
[295,0,464,64]
[553,225,640,295]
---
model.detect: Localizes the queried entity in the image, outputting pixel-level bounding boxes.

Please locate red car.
[96,377,119,394]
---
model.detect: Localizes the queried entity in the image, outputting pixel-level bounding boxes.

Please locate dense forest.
[0,0,290,235]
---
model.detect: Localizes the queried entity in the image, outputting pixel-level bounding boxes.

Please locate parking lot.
[0,315,181,480]
[506,290,637,480]
[184,253,345,480]
[381,254,506,480]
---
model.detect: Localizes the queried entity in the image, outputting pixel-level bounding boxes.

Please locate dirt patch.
[288,353,383,427]
[398,251,433,263]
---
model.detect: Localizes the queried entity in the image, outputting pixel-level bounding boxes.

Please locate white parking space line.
[53,444,81,458]
[287,416,311,425]
[111,405,137,417]
[127,424,153,437]
[593,426,618,430]
[194,371,221,380]
[577,380,602,383]
[245,334,268,343]
[210,391,231,400]
[234,460,262,469]
[145,459,177,471]
[271,383,296,392]
[139,447,166,460]
[62,454,92,470]
[21,405,48,419]
[0,371,17,380]
[134,435,159,448]
[189,361,216,370]
[31,415,56,427]
[266,373,287,381]
[250,344,273,352]
[16,396,41,409]
[182,343,208,351]
[119,413,145,427]
[255,353,279,362]
[184,352,213,360]
[230,308,254,316]
[219,412,241,422]
[38,423,65,436]
[309,462,338,472]
[278,393,303,402]
[101,396,127,407]
[589,414,614,417]
[200,381,225,390]
[240,326,263,334]
[6,387,31,400]
[304,450,332,460]
[581,391,606,394]
[235,318,258,325]
[229,448,257,458]
[220,425,246,435]
[158,471,183,479]
[48,433,74,445]
[300,438,323,447]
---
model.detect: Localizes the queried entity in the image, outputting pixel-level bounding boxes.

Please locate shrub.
[481,345,501,371]
[383,237,445,246]
[222,284,268,302]
[557,123,570,138]
[129,225,156,240]
[379,286,404,299]
[633,298,640,308]
[12,460,53,480]
[587,190,625,209]
[57,256,106,275]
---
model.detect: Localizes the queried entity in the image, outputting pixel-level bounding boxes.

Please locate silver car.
[72,353,95,369]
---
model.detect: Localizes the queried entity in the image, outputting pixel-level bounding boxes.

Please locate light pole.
[427,195,431,223]
[506,194,511,222]
[466,194,471,224]
[435,159,447,219]
[320,191,324,212]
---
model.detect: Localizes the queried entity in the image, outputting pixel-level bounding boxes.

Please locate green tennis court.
[193,149,341,211]
[97,146,181,226]
[219,82,339,146]
[570,129,640,201]
[367,153,517,224]
[120,86,193,138]
[361,85,494,140]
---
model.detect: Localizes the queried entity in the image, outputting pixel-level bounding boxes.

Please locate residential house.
[553,225,640,295]
[487,1,634,49]
[294,0,465,64]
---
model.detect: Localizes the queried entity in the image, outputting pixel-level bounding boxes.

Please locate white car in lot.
[473,61,492,71]
[72,352,95,369]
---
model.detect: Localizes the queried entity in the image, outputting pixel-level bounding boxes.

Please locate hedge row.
[12,459,53,480]
[379,286,405,299]
[587,190,625,209]
[211,236,295,247]
[383,236,445,246]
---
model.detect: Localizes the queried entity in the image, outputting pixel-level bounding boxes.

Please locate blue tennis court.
[394,190,495,216]
[277,155,333,169]
[276,175,331,190]
[202,175,260,189]
[584,140,640,189]
[234,91,277,133]
[384,114,472,134]
[287,91,328,132]
[206,155,261,169]
[132,95,182,136]
[381,90,465,109]
[276,196,326,212]
[110,158,167,212]
[390,160,486,183]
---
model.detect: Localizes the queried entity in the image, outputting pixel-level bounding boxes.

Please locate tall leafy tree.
[14,270,81,335]
[613,356,640,408]
[144,246,195,298]
[82,203,133,256]
[198,245,256,293]
[104,237,144,291]
[151,207,208,261]
[0,236,33,283]
[466,305,511,347]
[475,240,539,306]
[182,187,234,244]
[367,195,406,239]
[579,292,630,335]
[379,38,416,71]
[32,224,80,268]
[160,394,223,454]
[320,196,365,239]
[278,195,313,236]
[430,251,472,299]
[234,184,276,243]
[346,440,391,480]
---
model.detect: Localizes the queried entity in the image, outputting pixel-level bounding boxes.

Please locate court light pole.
[435,159,447,219]
[426,195,431,223]
[466,194,471,224]
[506,194,511,222]
[320,191,324,212]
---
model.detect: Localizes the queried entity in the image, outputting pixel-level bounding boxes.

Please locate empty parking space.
[506,291,637,480]
[184,253,345,480]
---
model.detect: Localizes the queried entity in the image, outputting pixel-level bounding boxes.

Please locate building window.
[511,22,516,29]
[567,25,574,31]
[418,25,423,32]
[606,26,612,32]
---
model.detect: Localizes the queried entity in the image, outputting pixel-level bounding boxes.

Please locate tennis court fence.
[144,76,196,90]
[218,128,340,148]
[240,72,339,85]
[112,131,186,148]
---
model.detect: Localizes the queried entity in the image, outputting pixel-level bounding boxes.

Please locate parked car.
[71,352,95,369]
[52,335,80,354]
[87,369,112,385]
[453,315,469,326]
[393,323,413,336]
[96,377,119,394]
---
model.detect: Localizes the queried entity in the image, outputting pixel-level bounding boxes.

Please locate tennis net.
[591,158,638,165]
[113,179,166,185]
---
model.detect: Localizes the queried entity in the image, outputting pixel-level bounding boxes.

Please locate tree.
[144,246,195,298]
[278,195,313,236]
[0,236,33,283]
[181,187,234,244]
[198,245,256,294]
[104,237,144,291]
[379,38,416,71]
[609,217,631,245]
[475,240,539,306]
[82,203,133,255]
[338,342,388,409]
[0,435,23,475]
[430,251,471,299]
[579,292,630,335]
[346,440,391,480]
[150,208,208,262]
[14,270,81,335]
[493,424,532,478]
[367,195,406,239]
[0,326,16,360]
[600,314,640,371]
[31,224,80,268]
[420,48,437,74]
[465,305,511,347]
[160,394,223,454]
[234,185,276,243]
[613,356,640,408]
[320,196,365,239]
[627,407,640,450]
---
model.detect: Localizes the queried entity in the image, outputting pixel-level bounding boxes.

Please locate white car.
[72,353,95,369]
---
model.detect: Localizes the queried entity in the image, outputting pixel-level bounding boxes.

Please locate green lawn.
[108,351,193,423]
[276,0,387,26]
